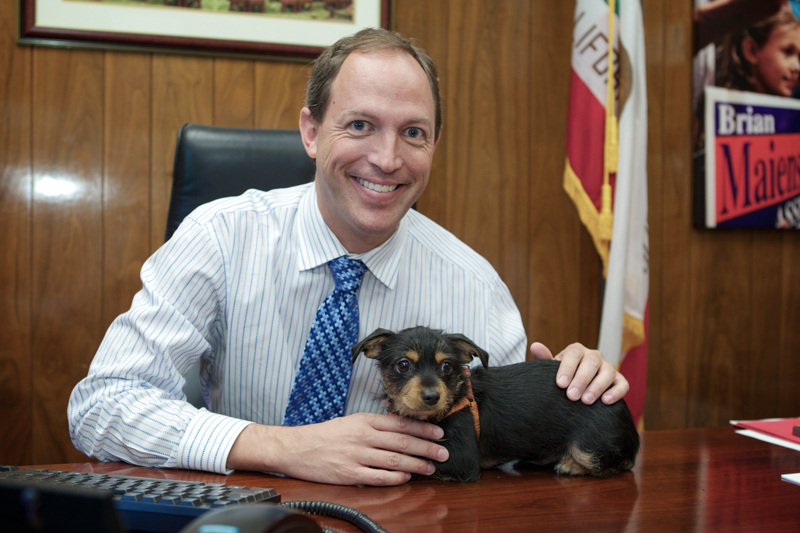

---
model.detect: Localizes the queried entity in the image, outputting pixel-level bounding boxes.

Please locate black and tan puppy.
[352,326,640,483]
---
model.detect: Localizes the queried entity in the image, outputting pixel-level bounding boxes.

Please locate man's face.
[299,49,439,254]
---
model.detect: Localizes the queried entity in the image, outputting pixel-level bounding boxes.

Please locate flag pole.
[599,0,618,254]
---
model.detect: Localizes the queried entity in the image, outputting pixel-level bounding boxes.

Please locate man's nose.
[367,132,403,174]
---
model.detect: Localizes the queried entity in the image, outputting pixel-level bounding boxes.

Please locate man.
[68,29,628,487]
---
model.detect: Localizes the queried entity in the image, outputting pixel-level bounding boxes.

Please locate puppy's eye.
[441,361,455,375]
[395,359,411,373]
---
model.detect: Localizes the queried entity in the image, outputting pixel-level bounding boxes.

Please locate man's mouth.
[357,177,399,193]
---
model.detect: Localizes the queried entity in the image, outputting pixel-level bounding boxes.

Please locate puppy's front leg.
[432,411,481,482]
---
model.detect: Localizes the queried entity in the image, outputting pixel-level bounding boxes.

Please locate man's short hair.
[305,28,442,141]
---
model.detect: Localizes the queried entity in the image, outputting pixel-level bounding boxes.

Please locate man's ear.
[448,334,490,368]
[299,107,319,159]
[432,124,442,153]
[352,328,395,363]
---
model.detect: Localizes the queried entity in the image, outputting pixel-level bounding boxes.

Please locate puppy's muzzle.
[421,389,440,406]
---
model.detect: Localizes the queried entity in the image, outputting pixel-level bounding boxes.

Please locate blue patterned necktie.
[283,257,367,426]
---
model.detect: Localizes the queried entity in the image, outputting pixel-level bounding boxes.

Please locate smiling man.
[68,28,628,486]
[301,47,438,253]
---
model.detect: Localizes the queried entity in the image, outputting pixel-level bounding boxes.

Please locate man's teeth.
[357,178,398,193]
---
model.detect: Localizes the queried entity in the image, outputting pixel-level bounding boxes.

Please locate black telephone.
[179,505,321,533]
[179,501,390,533]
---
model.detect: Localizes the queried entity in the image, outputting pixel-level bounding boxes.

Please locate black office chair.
[166,123,316,408]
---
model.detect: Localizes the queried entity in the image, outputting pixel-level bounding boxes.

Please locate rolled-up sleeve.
[68,218,252,474]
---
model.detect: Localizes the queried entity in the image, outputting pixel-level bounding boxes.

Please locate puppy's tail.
[558,401,641,477]
[586,402,641,476]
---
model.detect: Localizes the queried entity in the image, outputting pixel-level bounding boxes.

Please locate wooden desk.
[34,427,800,532]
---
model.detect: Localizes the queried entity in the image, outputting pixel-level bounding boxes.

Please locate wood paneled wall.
[1,0,798,466]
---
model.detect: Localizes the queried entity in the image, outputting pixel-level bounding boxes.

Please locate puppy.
[352,326,640,483]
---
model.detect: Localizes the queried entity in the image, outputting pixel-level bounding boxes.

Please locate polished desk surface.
[33,427,800,532]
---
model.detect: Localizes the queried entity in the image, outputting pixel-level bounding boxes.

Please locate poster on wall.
[693,0,800,228]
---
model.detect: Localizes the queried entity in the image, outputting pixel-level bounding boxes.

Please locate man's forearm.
[226,423,280,472]
[224,414,450,486]
[68,368,252,474]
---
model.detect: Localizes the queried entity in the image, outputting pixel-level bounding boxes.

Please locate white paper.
[734,429,800,453]
[781,473,800,486]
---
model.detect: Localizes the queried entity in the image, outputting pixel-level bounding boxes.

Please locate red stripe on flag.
[565,69,607,212]
[619,302,648,427]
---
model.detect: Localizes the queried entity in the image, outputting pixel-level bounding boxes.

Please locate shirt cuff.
[174,411,254,474]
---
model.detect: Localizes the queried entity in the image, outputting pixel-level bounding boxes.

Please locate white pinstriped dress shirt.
[68,183,527,474]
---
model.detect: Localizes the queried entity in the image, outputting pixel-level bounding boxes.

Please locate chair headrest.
[166,123,316,242]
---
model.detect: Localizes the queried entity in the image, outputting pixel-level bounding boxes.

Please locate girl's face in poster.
[743,22,800,97]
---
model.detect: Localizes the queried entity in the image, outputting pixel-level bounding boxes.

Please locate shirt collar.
[296,183,407,291]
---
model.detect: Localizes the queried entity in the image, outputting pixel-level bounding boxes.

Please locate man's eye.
[396,360,411,373]
[351,120,367,131]
[406,127,423,139]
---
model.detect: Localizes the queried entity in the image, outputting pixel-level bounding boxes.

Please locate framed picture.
[692,0,800,229]
[19,0,392,60]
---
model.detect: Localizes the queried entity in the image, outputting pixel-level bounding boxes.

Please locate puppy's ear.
[448,334,490,368]
[351,328,394,363]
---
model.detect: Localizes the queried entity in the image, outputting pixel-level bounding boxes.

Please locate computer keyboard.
[0,464,281,533]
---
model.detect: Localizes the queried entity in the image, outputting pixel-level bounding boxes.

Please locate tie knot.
[328,257,367,293]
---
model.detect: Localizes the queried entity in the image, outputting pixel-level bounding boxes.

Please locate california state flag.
[563,0,648,428]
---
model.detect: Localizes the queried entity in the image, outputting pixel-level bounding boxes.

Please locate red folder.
[732,417,800,445]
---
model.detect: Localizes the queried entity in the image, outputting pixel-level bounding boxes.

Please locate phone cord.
[281,500,390,533]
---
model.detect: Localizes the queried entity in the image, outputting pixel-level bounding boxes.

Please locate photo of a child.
[692,0,800,229]
[693,0,800,153]
[716,8,800,97]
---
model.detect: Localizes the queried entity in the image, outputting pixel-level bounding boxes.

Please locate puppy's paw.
[554,447,595,476]
[495,460,521,476]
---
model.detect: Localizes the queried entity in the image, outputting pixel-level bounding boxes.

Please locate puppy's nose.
[421,390,440,406]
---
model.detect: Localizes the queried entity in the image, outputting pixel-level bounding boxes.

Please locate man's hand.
[529,342,629,405]
[226,413,449,486]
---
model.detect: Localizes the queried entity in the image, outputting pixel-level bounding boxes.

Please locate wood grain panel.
[31,47,104,463]
[214,58,255,128]
[652,0,693,429]
[641,0,665,429]
[438,1,535,347]
[494,0,532,334]
[779,232,800,416]
[441,2,502,268]
[254,61,310,129]
[394,0,451,231]
[527,0,582,351]
[0,0,33,465]
[103,52,151,327]
[744,233,782,421]
[688,232,752,427]
[151,55,213,251]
